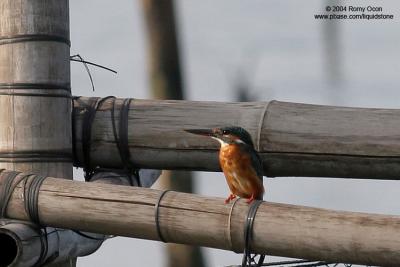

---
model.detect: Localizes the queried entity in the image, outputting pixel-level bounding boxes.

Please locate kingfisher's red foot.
[224,193,237,204]
[246,195,255,204]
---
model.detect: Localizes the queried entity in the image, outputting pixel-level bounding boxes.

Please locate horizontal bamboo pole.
[2,170,400,266]
[73,97,400,179]
[0,169,160,266]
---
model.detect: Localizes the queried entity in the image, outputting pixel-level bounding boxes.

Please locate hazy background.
[69,1,400,266]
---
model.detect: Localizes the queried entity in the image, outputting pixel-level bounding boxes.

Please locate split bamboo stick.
[2,170,400,266]
[73,97,400,179]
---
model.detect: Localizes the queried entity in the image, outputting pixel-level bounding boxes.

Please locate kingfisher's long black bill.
[184,128,214,136]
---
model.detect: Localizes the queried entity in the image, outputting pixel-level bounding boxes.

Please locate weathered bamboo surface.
[0,0,72,177]
[0,1,96,266]
[2,171,400,266]
[73,97,400,179]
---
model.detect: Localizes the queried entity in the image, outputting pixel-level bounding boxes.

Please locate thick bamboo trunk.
[2,170,400,266]
[73,97,400,179]
[0,1,99,266]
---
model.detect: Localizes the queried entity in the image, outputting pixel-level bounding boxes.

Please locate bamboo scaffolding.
[0,1,102,266]
[73,97,400,179]
[0,170,160,266]
[1,170,400,266]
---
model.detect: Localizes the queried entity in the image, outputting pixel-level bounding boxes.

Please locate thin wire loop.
[155,190,171,243]
[0,171,46,225]
[242,200,265,267]
[70,54,117,92]
[112,98,140,186]
[80,96,115,181]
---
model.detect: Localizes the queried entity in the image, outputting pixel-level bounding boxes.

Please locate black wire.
[81,97,115,180]
[242,200,265,267]
[78,96,141,185]
[70,55,96,91]
[70,54,117,92]
[155,190,171,243]
[70,56,117,73]
[0,171,22,217]
[115,98,141,186]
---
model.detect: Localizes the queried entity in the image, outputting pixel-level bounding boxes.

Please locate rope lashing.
[72,96,141,186]
[0,170,46,225]
[0,170,51,266]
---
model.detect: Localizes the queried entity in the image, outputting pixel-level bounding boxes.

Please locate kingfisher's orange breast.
[219,144,264,199]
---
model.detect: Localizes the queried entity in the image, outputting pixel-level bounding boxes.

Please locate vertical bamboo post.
[140,1,206,266]
[0,1,73,266]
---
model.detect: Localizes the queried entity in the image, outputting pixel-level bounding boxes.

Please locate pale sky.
[69,1,400,266]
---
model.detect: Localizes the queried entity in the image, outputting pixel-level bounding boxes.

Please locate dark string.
[0,170,46,225]
[242,200,265,267]
[70,57,117,73]
[0,169,19,218]
[70,54,117,92]
[81,97,115,180]
[70,55,95,92]
[24,174,47,225]
[35,227,49,267]
[0,170,50,266]
[0,172,104,264]
[0,171,105,264]
[74,96,141,185]
[155,190,171,243]
[111,97,140,186]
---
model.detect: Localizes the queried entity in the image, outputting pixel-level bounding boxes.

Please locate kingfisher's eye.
[222,130,228,135]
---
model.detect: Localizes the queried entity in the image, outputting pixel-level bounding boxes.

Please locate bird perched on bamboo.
[185,126,264,204]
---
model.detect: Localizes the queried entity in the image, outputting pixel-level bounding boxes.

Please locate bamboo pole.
[0,170,160,267]
[2,170,400,266]
[0,1,100,266]
[73,97,400,179]
[140,0,206,266]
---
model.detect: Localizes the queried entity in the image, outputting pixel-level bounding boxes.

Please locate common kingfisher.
[185,126,264,204]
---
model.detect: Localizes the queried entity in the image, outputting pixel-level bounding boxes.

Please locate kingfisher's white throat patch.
[211,136,228,147]
[212,136,246,147]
